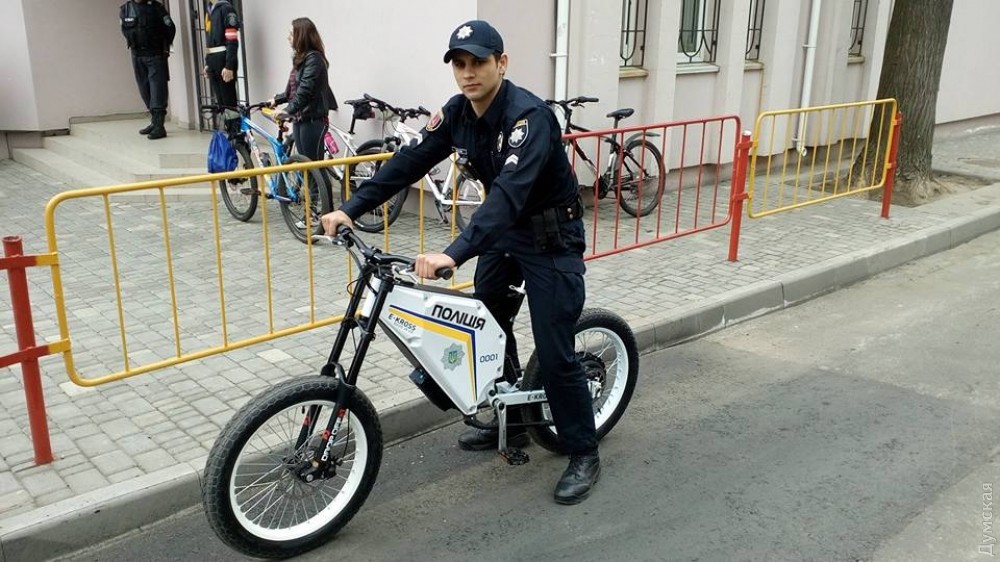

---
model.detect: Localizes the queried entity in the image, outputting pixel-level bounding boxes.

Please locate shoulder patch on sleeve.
[508,118,528,148]
[225,12,240,28]
[425,109,444,132]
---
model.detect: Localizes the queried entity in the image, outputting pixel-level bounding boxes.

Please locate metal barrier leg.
[881,112,903,219]
[3,236,54,465]
[728,132,753,262]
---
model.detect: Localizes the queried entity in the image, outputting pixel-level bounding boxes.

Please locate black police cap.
[443,20,504,63]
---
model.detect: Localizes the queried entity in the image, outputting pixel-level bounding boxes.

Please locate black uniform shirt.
[206,0,240,71]
[340,80,583,269]
[119,0,175,55]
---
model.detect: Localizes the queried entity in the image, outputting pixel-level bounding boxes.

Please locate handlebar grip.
[580,96,600,103]
[417,106,431,116]
[435,267,454,280]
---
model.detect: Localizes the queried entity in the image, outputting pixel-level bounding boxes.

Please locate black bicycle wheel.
[521,308,640,454]
[220,142,259,222]
[615,139,666,218]
[203,376,383,559]
[345,143,408,233]
[278,154,332,244]
[449,173,485,232]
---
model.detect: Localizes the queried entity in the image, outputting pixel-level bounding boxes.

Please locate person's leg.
[521,258,599,504]
[457,250,528,451]
[145,56,169,139]
[132,55,154,134]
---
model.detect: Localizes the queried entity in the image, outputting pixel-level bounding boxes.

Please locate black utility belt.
[526,198,583,253]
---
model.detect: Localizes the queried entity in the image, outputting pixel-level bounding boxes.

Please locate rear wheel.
[203,376,383,559]
[220,142,259,222]
[345,142,408,233]
[521,308,639,453]
[615,139,665,217]
[278,154,331,243]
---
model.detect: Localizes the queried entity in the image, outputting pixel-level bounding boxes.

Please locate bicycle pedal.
[498,447,529,466]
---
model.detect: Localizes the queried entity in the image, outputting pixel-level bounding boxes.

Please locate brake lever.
[393,264,420,284]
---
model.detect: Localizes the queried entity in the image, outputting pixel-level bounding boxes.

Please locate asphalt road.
[59,230,1000,562]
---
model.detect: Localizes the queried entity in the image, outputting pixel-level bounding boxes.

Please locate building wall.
[15,0,145,130]
[937,0,1000,125]
[0,0,40,130]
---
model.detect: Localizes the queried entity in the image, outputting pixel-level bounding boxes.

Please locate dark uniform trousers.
[473,234,596,455]
[131,54,169,112]
[207,53,238,110]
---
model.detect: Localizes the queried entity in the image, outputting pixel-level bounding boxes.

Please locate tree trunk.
[855,0,954,204]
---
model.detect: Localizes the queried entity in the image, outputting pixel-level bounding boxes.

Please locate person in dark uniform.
[321,20,600,505]
[204,0,241,137]
[119,0,175,140]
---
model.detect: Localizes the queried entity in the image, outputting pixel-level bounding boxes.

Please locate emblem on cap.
[456,25,473,39]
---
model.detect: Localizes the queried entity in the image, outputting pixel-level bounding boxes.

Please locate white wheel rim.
[229,401,368,541]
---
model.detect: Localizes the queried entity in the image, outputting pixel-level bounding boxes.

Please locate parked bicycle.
[546,96,666,217]
[202,103,330,243]
[202,227,639,558]
[344,93,486,233]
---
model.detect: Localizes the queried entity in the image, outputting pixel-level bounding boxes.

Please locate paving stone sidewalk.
[1,127,1000,561]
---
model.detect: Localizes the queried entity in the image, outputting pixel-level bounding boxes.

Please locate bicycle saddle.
[606,108,635,120]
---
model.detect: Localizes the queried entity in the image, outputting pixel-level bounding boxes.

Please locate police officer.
[204,0,241,137]
[321,20,600,505]
[119,0,175,140]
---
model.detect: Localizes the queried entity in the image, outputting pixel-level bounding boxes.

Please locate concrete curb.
[2,205,999,562]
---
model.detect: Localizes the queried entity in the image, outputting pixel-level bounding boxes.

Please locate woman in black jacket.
[270,17,337,162]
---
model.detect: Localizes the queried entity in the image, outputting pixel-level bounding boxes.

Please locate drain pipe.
[795,0,822,156]
[551,0,570,128]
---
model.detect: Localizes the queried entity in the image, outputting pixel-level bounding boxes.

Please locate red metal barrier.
[563,115,742,261]
[1,236,54,465]
[727,131,754,262]
[881,111,903,219]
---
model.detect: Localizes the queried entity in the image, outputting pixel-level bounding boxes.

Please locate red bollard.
[728,131,753,262]
[881,111,903,219]
[2,236,54,465]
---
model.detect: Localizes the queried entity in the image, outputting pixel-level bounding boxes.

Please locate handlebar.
[544,96,600,109]
[312,227,454,280]
[344,94,430,123]
[200,101,271,117]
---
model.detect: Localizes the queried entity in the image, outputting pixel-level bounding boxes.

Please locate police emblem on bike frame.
[508,119,528,148]
[441,343,464,371]
[426,110,444,132]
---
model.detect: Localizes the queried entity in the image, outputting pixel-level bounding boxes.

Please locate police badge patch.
[441,343,464,371]
[426,110,444,132]
[508,119,528,148]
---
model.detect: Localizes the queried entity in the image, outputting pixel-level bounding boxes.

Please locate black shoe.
[146,127,166,140]
[139,123,155,135]
[147,110,167,140]
[457,426,529,451]
[553,452,600,505]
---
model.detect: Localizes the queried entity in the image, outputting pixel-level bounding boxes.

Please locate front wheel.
[615,139,666,218]
[521,308,639,453]
[220,142,259,222]
[278,154,332,243]
[203,376,383,559]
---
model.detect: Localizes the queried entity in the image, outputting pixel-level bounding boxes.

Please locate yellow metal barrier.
[43,153,472,387]
[748,99,897,218]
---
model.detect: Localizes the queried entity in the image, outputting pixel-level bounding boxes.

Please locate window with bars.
[849,0,868,56]
[621,0,649,68]
[745,0,765,61]
[678,0,721,64]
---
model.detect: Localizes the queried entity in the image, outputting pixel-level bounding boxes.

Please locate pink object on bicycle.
[324,131,340,155]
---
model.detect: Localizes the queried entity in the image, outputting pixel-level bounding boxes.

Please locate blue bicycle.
[202,103,331,243]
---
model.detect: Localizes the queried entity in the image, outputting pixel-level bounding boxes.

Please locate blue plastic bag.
[207,130,238,173]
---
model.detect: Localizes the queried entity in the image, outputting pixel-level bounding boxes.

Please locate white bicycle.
[344,93,486,233]
[202,228,639,558]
